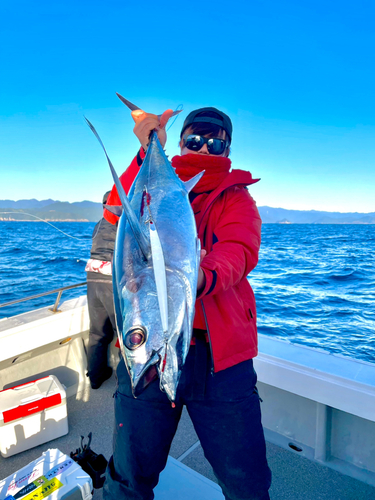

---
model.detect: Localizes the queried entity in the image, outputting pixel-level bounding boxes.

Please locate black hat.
[103,191,111,204]
[180,107,233,142]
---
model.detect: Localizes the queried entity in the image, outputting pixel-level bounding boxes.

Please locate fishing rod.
[0,212,90,240]
[167,104,183,131]
[0,103,184,241]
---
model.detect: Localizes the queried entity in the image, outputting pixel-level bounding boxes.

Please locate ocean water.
[0,222,374,365]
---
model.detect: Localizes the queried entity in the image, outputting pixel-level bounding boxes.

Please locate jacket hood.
[217,169,260,194]
[193,169,260,236]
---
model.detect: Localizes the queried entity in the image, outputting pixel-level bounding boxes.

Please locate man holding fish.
[98,101,272,499]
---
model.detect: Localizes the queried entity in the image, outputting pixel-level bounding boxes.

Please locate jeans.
[103,335,271,500]
[86,278,116,385]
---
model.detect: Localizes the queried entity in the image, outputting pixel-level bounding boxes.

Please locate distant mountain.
[37,201,103,221]
[1,200,374,224]
[0,199,55,209]
[0,200,103,222]
[258,207,375,224]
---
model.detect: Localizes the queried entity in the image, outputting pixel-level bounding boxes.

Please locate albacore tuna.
[86,103,203,402]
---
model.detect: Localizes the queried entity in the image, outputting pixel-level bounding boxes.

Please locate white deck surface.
[155,457,224,499]
[1,376,375,500]
[1,298,375,498]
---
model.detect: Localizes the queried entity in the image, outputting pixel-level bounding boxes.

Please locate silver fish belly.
[112,133,201,402]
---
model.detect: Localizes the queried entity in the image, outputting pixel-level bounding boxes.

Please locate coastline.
[1,219,374,225]
[0,218,91,222]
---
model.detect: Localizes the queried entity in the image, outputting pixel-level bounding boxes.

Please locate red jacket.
[104,150,262,373]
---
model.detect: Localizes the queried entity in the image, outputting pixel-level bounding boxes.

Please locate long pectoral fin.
[149,222,169,334]
[112,258,123,339]
[85,117,150,261]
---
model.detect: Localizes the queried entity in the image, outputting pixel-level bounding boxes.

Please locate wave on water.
[0,221,92,319]
[251,224,375,365]
[42,256,71,263]
[1,221,374,365]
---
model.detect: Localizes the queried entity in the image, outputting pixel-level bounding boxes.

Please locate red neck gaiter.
[172,154,231,193]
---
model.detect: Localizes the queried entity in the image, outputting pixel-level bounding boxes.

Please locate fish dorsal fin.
[85,117,150,261]
[183,171,205,193]
[104,204,123,217]
[116,93,182,120]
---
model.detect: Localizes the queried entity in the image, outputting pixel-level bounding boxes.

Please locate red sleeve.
[103,148,146,224]
[198,188,262,298]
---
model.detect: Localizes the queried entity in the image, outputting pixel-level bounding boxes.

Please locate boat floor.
[1,377,375,500]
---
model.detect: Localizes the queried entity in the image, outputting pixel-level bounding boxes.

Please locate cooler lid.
[0,376,65,424]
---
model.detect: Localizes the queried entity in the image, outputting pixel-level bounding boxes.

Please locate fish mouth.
[124,326,147,350]
[128,348,161,396]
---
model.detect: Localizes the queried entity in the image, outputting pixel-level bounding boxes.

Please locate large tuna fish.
[86,105,203,402]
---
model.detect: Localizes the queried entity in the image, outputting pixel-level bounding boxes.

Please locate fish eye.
[124,327,146,350]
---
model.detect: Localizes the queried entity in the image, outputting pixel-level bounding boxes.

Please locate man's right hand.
[131,109,175,152]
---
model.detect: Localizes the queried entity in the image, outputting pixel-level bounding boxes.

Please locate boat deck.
[1,376,375,500]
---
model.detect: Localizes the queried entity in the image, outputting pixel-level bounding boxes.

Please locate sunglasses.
[183,134,229,155]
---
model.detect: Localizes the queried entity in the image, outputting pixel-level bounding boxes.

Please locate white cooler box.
[0,448,93,500]
[0,376,68,458]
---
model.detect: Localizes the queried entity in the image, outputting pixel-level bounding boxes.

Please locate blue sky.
[0,0,374,212]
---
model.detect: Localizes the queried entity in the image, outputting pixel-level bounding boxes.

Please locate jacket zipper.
[201,300,215,375]
[197,181,253,375]
[197,193,224,377]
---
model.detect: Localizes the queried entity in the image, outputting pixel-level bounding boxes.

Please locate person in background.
[103,107,272,500]
[85,191,117,389]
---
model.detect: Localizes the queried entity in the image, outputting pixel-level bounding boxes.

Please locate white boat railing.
[0,282,87,313]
